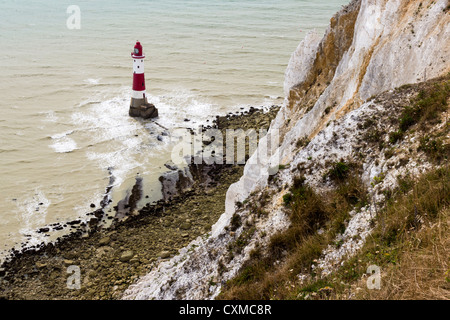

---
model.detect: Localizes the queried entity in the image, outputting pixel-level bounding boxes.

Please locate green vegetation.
[218,163,368,300]
[219,162,449,300]
[325,161,354,182]
[282,193,293,206]
[218,77,449,300]
[389,78,449,146]
[371,172,385,187]
[388,130,404,144]
[296,136,311,149]
[230,213,242,231]
[418,135,449,162]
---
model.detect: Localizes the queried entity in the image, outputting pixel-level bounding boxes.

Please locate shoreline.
[0,105,280,300]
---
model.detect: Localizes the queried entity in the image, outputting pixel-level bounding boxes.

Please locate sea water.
[0,0,349,259]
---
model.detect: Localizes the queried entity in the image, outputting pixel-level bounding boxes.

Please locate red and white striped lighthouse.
[129,41,158,118]
[131,41,147,107]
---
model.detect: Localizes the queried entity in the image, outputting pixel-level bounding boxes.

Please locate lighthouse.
[129,41,158,119]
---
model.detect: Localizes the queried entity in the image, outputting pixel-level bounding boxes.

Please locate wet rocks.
[159,167,195,201]
[37,227,50,233]
[0,105,280,300]
[88,218,99,228]
[129,103,158,119]
[67,220,81,226]
[94,209,104,219]
[164,161,178,171]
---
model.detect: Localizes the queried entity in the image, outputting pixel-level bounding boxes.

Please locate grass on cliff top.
[218,164,450,300]
[389,75,449,151]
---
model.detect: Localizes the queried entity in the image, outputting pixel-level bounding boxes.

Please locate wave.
[15,188,51,246]
[49,137,78,153]
[83,78,101,85]
[50,130,75,140]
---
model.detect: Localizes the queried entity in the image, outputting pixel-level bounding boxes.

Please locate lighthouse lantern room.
[129,41,158,119]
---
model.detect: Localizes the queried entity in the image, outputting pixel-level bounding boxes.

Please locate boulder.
[119,250,134,262]
[180,222,191,230]
[164,161,178,171]
[129,103,158,119]
[99,236,111,246]
[88,217,99,228]
[158,251,171,259]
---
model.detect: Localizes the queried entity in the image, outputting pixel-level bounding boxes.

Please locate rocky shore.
[0,105,279,300]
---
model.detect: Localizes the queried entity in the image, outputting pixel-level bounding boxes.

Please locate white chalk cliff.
[123,0,450,300]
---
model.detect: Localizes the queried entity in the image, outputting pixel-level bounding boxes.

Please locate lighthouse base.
[129,98,158,119]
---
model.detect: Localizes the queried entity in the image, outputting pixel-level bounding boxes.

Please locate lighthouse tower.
[129,41,158,119]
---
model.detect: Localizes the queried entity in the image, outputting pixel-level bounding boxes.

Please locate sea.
[0,0,349,260]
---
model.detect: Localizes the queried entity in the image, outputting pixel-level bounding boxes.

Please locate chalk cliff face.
[122,0,450,300]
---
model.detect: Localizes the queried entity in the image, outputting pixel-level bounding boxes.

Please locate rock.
[157,135,163,141]
[63,260,74,266]
[129,103,158,119]
[159,167,195,201]
[67,219,81,226]
[94,209,104,219]
[88,217,99,228]
[95,246,113,259]
[164,161,178,171]
[158,251,171,259]
[99,237,111,246]
[119,251,134,262]
[180,222,191,230]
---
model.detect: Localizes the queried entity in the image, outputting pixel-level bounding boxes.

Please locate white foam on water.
[84,78,101,85]
[149,88,217,128]
[71,89,148,188]
[72,190,104,219]
[50,130,74,140]
[69,87,223,192]
[49,136,78,153]
[72,91,137,138]
[15,188,51,245]
[85,149,140,188]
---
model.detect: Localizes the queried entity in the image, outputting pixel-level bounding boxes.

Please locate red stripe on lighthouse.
[133,73,145,91]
